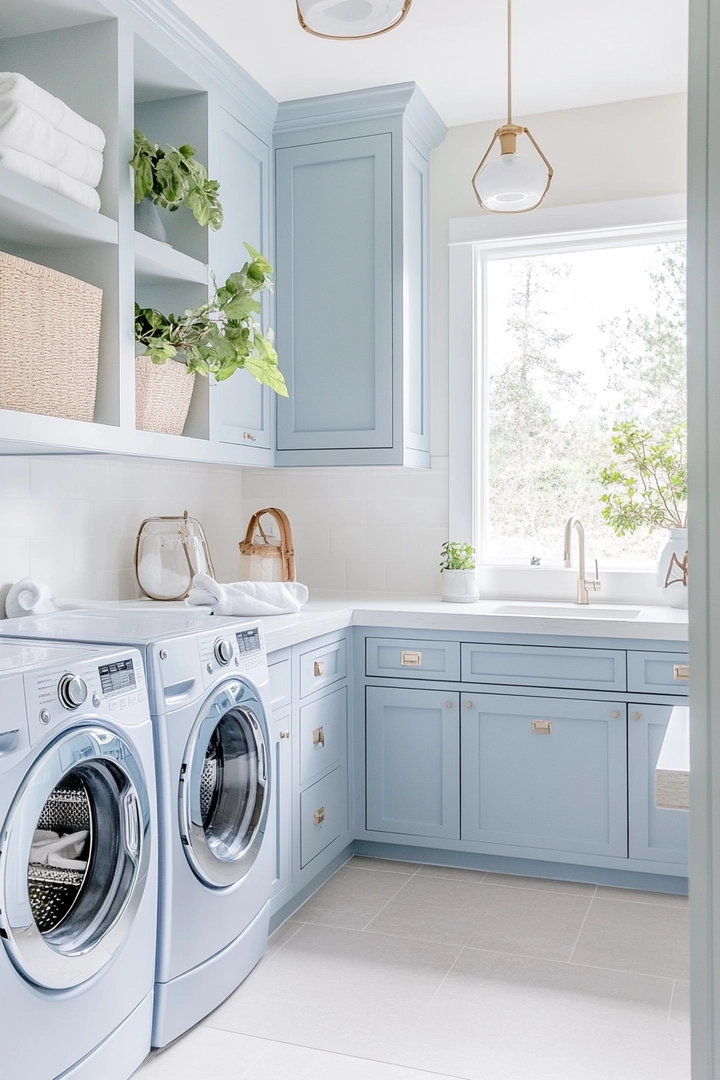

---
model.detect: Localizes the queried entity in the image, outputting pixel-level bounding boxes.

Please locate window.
[449,196,687,574]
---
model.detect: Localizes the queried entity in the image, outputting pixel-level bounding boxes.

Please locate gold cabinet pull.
[280,731,290,739]
[465,700,473,709]
[633,711,641,721]
[313,806,325,826]
[673,664,689,682]
[313,726,325,747]
[611,710,621,719]
[532,720,552,734]
[446,700,454,709]
[401,650,423,667]
[243,431,257,442]
[314,660,325,677]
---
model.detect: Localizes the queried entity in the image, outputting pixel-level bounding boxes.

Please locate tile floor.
[134,857,690,1080]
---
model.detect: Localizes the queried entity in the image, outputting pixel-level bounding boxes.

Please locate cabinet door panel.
[300,686,348,787]
[628,703,688,865]
[366,687,460,839]
[276,134,393,451]
[461,694,627,857]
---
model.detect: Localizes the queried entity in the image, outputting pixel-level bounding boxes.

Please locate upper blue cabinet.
[274,85,447,468]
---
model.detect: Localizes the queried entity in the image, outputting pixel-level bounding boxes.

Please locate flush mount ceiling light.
[472,0,553,214]
[296,0,413,40]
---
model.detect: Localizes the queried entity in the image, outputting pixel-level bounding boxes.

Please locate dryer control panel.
[198,623,268,689]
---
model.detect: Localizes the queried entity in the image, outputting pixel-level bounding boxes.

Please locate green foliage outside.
[130,129,223,230]
[440,542,476,571]
[135,244,288,395]
[599,421,687,535]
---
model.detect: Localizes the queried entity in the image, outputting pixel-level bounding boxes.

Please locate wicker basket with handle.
[0,251,101,421]
[239,508,296,582]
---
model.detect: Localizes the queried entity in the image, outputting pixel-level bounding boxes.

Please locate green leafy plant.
[130,129,223,230]
[439,542,476,571]
[134,244,288,395]
[599,420,687,536]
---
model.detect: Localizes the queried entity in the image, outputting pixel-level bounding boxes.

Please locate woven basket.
[0,251,101,421]
[135,354,195,435]
[239,507,296,582]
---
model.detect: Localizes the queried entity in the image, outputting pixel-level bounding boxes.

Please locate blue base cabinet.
[628,703,689,865]
[461,694,628,858]
[366,687,460,839]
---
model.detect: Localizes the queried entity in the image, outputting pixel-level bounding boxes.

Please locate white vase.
[657,528,688,609]
[440,569,480,604]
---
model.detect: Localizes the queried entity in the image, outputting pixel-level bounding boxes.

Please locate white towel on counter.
[0,146,101,211]
[31,829,88,871]
[187,574,309,616]
[0,99,103,187]
[0,72,106,152]
[5,578,59,619]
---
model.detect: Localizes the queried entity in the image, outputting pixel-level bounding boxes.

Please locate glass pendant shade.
[473,135,551,213]
[296,0,412,39]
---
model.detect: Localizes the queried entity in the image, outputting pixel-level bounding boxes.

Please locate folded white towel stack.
[187,574,310,616]
[0,72,105,211]
[5,578,59,619]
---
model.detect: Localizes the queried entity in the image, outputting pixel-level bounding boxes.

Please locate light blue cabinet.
[270,711,292,905]
[366,687,460,839]
[628,703,689,865]
[461,693,628,858]
[274,84,446,467]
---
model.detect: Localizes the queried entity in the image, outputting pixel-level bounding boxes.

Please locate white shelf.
[134,231,209,287]
[0,166,117,248]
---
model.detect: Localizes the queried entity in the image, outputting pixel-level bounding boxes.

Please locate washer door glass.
[180,680,269,888]
[0,727,150,990]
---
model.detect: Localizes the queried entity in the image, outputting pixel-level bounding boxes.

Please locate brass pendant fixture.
[472,0,553,213]
[296,0,413,40]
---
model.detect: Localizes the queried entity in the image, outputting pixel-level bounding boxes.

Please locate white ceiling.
[173,0,689,127]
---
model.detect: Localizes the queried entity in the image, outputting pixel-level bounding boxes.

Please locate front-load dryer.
[0,639,156,1080]
[1,611,275,1048]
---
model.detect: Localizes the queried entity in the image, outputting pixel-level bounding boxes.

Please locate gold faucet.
[563,515,601,605]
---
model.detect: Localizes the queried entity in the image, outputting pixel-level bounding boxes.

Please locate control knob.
[58,674,88,710]
[214,638,233,666]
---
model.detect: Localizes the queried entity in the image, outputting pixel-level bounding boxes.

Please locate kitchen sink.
[494,603,642,619]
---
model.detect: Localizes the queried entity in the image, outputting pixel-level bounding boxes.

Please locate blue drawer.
[461,643,626,692]
[366,638,461,681]
[299,635,347,698]
[627,651,689,696]
[299,686,347,787]
[300,766,347,868]
[268,658,291,713]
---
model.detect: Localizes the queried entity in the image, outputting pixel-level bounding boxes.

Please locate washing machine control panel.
[198,623,268,687]
[57,673,88,710]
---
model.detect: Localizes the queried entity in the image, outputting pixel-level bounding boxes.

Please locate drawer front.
[627,652,689,696]
[300,686,348,787]
[366,638,461,682]
[268,658,291,713]
[461,643,626,692]
[299,636,347,698]
[300,766,347,868]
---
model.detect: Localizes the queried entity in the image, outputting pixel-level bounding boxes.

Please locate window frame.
[449,194,687,581]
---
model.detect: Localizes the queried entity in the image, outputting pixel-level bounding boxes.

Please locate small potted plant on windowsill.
[439,542,480,603]
[599,420,687,608]
[130,129,224,243]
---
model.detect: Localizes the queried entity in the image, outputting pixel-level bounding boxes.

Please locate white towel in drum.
[187,574,309,616]
[0,146,101,211]
[30,829,89,871]
[0,72,106,152]
[0,99,103,187]
[5,578,59,619]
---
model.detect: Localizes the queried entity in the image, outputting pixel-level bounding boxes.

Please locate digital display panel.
[99,658,136,697]
[236,628,261,656]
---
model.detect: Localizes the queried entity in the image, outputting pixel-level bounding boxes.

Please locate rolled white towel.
[0,73,106,152]
[0,99,103,187]
[5,579,59,619]
[0,146,101,211]
[187,574,309,616]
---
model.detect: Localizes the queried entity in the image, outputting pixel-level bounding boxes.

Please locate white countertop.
[655,706,690,810]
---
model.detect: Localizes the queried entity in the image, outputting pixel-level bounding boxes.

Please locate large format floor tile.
[571,896,689,978]
[134,1027,269,1078]
[296,865,413,929]
[241,1042,462,1080]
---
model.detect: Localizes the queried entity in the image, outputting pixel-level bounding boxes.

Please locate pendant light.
[472,0,553,213]
[296,0,412,40]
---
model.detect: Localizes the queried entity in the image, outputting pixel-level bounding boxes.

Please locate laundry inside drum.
[28,774,92,934]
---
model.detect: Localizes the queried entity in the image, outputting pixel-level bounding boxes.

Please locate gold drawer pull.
[314,660,325,677]
[243,431,257,442]
[673,664,689,682]
[313,726,325,747]
[532,720,552,735]
[313,806,325,826]
[401,650,423,667]
[280,731,290,739]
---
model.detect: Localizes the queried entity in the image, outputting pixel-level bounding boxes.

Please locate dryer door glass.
[181,680,269,887]
[0,727,151,990]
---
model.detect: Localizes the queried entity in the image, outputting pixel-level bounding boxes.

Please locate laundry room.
[0,1,712,1079]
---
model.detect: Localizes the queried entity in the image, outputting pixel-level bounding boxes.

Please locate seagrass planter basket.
[135,353,195,436]
[0,251,101,421]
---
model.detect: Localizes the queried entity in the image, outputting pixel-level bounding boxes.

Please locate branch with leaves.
[134,244,288,395]
[599,420,687,536]
[130,129,223,230]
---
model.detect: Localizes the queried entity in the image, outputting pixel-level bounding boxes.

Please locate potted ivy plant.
[439,542,479,603]
[130,129,223,243]
[134,244,288,435]
[599,420,687,607]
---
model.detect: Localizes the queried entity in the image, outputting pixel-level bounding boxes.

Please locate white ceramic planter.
[657,527,688,609]
[440,568,480,604]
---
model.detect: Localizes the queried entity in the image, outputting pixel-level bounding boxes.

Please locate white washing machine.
[0,639,156,1080]
[1,611,275,1048]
